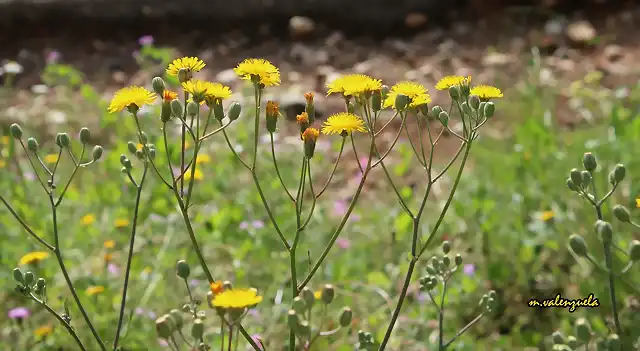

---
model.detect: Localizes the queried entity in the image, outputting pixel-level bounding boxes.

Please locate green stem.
[270,132,295,202]
[251,84,261,171]
[438,280,448,351]
[443,313,484,348]
[0,195,54,250]
[316,137,346,198]
[55,146,86,207]
[30,293,88,351]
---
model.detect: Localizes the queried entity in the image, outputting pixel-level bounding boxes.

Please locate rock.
[290,43,329,66]
[325,31,345,47]
[566,20,596,44]
[405,13,427,28]
[112,71,127,84]
[215,69,237,85]
[543,18,565,36]
[289,16,315,38]
[602,44,624,62]
[353,61,373,74]
[481,52,512,67]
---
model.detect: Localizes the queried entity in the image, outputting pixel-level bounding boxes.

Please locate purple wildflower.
[463,264,475,276]
[336,238,351,249]
[8,307,30,319]
[147,311,157,320]
[46,51,60,65]
[239,221,249,230]
[23,172,36,181]
[135,307,145,315]
[108,263,120,277]
[138,35,154,46]
[158,339,169,347]
[332,200,360,222]
[251,335,264,350]
[189,279,200,288]
[251,220,265,229]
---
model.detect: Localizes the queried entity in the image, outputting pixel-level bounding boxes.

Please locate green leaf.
[367,271,391,290]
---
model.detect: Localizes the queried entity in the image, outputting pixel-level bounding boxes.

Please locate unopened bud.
[566,178,578,191]
[438,111,449,127]
[304,92,316,122]
[339,307,353,327]
[171,99,184,117]
[297,321,311,337]
[92,145,103,161]
[177,68,191,83]
[566,336,579,349]
[613,164,626,183]
[484,102,495,118]
[292,297,306,314]
[454,254,462,266]
[469,95,481,110]
[448,85,460,100]
[187,101,199,117]
[301,287,315,308]
[155,315,175,339]
[191,319,204,340]
[127,141,137,154]
[79,128,91,144]
[266,101,279,133]
[176,260,190,279]
[628,240,640,262]
[381,85,390,100]
[570,168,582,187]
[161,102,173,122]
[12,268,24,283]
[347,101,355,114]
[582,152,597,172]
[574,318,591,342]
[120,155,132,169]
[10,123,23,139]
[228,102,241,122]
[302,128,319,159]
[287,309,300,330]
[223,281,233,290]
[551,330,565,345]
[169,309,184,329]
[461,102,472,116]
[431,105,443,117]
[55,133,69,148]
[24,271,35,285]
[569,234,589,257]
[442,256,451,267]
[613,205,630,223]
[321,284,335,304]
[212,99,224,122]
[152,77,166,95]
[36,278,46,289]
[596,221,613,245]
[441,241,451,254]
[371,90,382,112]
[394,94,410,111]
[27,137,39,152]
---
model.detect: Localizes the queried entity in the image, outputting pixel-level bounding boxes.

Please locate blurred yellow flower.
[383,81,431,109]
[636,197,640,208]
[0,159,6,168]
[34,325,53,338]
[314,290,322,299]
[540,211,554,222]
[196,154,211,164]
[19,251,50,265]
[182,79,216,102]
[321,113,367,136]
[86,286,105,296]
[184,140,193,149]
[166,56,205,76]
[81,214,95,226]
[470,85,503,100]
[162,90,178,102]
[104,252,113,263]
[301,128,319,142]
[114,219,129,228]
[212,288,263,309]
[44,154,59,164]
[210,281,224,294]
[108,86,156,113]
[104,240,115,249]
[435,75,470,90]
[326,74,382,97]
[184,168,203,181]
[143,266,152,274]
[204,83,233,102]
[234,58,281,87]
[1,136,9,145]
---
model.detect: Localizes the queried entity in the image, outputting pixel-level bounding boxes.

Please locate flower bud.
[24,271,35,285]
[297,321,311,337]
[441,241,451,254]
[421,276,437,291]
[55,133,69,148]
[149,146,156,159]
[92,145,103,161]
[10,123,23,139]
[292,296,307,314]
[152,77,166,95]
[347,101,355,114]
[36,278,46,289]
[608,170,616,185]
[551,330,565,345]
[469,95,481,110]
[169,309,184,329]
[596,221,613,245]
[570,168,582,187]
[381,85,390,100]
[477,102,486,118]
[394,94,410,111]
[431,105,443,117]
[304,92,316,123]
[565,178,577,192]
[287,309,300,331]
[178,68,191,83]
[371,90,382,112]
[569,234,589,257]
[461,102,472,116]
[628,240,640,262]
[613,164,626,183]
[127,141,137,154]
[574,318,591,342]
[613,205,630,223]
[566,336,578,349]
[223,281,233,290]
[300,288,315,309]
[228,102,241,122]
[191,319,204,340]
[171,99,184,117]
[582,152,597,172]
[161,101,173,122]
[176,260,190,279]
[438,111,449,127]
[79,128,91,144]
[448,85,460,100]
[454,254,462,266]
[155,314,175,339]
[120,155,132,169]
[135,150,144,160]
[266,101,279,133]
[321,284,335,304]
[182,304,192,313]
[442,256,451,267]
[607,334,621,351]
[27,137,39,152]
[302,128,319,159]
[12,268,24,283]
[484,102,495,118]
[187,101,199,117]
[339,307,353,327]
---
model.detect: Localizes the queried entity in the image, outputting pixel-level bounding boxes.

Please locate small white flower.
[3,61,23,75]
[31,84,49,94]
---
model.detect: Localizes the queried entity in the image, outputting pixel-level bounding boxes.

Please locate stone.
[289,16,315,38]
[566,20,596,44]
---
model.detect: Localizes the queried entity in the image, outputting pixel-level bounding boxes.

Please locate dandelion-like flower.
[8,307,30,319]
[326,74,382,97]
[108,86,156,113]
[636,197,640,208]
[81,214,95,226]
[166,57,206,76]
[540,211,554,222]
[470,85,503,100]
[86,286,105,296]
[234,58,281,87]
[196,154,211,164]
[19,252,50,265]
[184,168,204,181]
[114,219,130,228]
[104,240,115,249]
[383,81,431,109]
[182,79,215,102]
[296,112,309,125]
[204,83,233,106]
[302,128,320,142]
[162,90,178,102]
[44,154,59,164]
[322,113,367,136]
[34,325,53,338]
[435,75,470,90]
[212,288,263,309]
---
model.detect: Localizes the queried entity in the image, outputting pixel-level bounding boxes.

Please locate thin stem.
[199,120,232,141]
[372,115,405,169]
[377,258,418,350]
[438,281,448,351]
[0,195,54,251]
[316,137,346,198]
[133,113,174,190]
[251,84,261,171]
[113,164,149,350]
[270,132,295,202]
[237,324,262,351]
[350,133,364,174]
[374,111,399,137]
[432,143,465,183]
[19,140,49,193]
[228,325,233,351]
[301,162,317,230]
[222,129,251,170]
[443,314,484,348]
[55,146,87,207]
[181,91,189,196]
[221,318,225,351]
[185,108,208,208]
[251,171,291,251]
[30,294,88,351]
[402,114,427,168]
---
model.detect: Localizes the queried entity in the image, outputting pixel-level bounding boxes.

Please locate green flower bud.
[552,330,565,345]
[613,205,631,223]
[223,281,233,290]
[485,297,495,312]
[613,164,626,183]
[479,294,489,308]
[609,170,616,185]
[228,102,242,122]
[381,85,390,100]
[442,241,451,254]
[287,309,300,331]
[56,133,70,148]
[461,102,472,116]
[152,77,166,95]
[178,68,191,83]
[292,296,307,314]
[454,254,463,266]
[36,278,46,289]
[24,271,35,285]
[582,152,597,172]
[580,170,591,186]
[321,284,335,304]
[566,336,579,349]
[628,240,640,262]
[425,266,436,275]
[566,178,578,192]
[297,321,311,337]
[149,147,156,159]
[477,102,486,118]
[10,123,23,139]
[488,290,497,300]
[187,101,199,117]
[161,102,173,122]
[469,95,481,110]
[568,234,589,257]
[574,318,591,342]
[196,310,206,319]
[191,319,204,340]
[139,132,148,144]
[182,304,192,313]
[79,128,91,144]
[301,287,315,308]
[484,102,495,118]
[212,100,224,122]
[431,105,443,117]
[155,314,176,339]
[422,276,437,291]
[607,334,621,351]
[420,104,430,117]
[438,111,449,127]
[347,101,355,114]
[92,145,103,161]
[120,155,132,169]
[135,150,145,160]
[595,339,607,351]
[442,256,451,267]
[371,90,382,112]
[448,85,460,100]
[302,128,319,160]
[127,141,137,154]
[570,168,582,187]
[169,309,184,329]
[27,137,39,152]
[339,307,353,327]
[171,99,184,117]
[12,268,24,283]
[176,260,190,279]
[596,221,613,245]
[394,94,410,111]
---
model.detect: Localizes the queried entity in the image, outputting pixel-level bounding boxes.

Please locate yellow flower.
[86,286,105,296]
[34,325,53,338]
[314,290,322,299]
[212,288,263,309]
[234,58,281,87]
[182,79,214,102]
[44,154,59,164]
[326,74,382,97]
[104,252,113,263]
[166,56,206,76]
[296,112,309,125]
[204,82,233,101]
[104,240,115,249]
[470,85,503,100]
[210,281,224,294]
[302,128,320,142]
[19,251,50,265]
[108,86,156,113]
[185,140,193,149]
[0,159,6,168]
[635,197,640,208]
[1,136,9,145]
[81,214,95,226]
[383,81,431,109]
[143,266,153,274]
[196,154,211,164]
[114,218,129,228]
[321,112,367,136]
[435,75,470,90]
[163,90,178,102]
[184,168,204,181]
[540,211,554,222]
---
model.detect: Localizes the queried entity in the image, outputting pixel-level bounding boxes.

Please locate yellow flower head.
[435,75,471,90]
[234,58,281,87]
[81,214,95,226]
[470,85,503,100]
[114,218,129,228]
[266,101,280,117]
[182,79,214,102]
[19,251,50,265]
[44,154,59,164]
[314,290,322,299]
[86,286,105,296]
[1,136,9,145]
[104,252,113,263]
[108,86,156,113]
[34,325,53,338]
[321,112,367,136]
[0,159,6,169]
[383,81,431,109]
[204,83,233,105]
[210,281,224,294]
[143,266,153,274]
[304,92,314,103]
[635,197,640,208]
[104,240,115,249]
[212,288,263,309]
[302,128,320,142]
[163,90,178,102]
[296,112,309,125]
[326,74,382,97]
[540,211,554,222]
[184,168,204,181]
[166,56,206,76]
[196,154,211,164]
